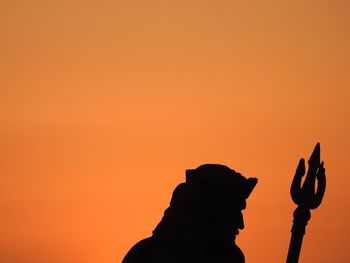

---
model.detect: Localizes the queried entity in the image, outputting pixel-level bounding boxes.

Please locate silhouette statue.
[122,164,258,263]
[122,144,326,263]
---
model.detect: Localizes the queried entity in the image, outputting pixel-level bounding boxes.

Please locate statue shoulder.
[122,237,156,263]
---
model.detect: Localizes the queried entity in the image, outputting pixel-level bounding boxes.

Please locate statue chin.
[214,232,238,247]
[213,226,240,245]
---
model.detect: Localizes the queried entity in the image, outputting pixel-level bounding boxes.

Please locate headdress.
[186,164,258,200]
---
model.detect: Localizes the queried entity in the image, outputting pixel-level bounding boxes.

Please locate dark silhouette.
[122,144,326,263]
[122,164,258,263]
[287,143,326,263]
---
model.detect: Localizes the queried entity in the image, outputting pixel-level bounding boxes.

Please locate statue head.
[152,164,258,261]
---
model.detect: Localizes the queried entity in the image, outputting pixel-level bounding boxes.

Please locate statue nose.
[237,211,244,229]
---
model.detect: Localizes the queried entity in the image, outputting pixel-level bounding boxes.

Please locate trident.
[286,143,326,263]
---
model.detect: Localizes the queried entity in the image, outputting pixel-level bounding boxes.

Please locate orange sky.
[1,1,350,262]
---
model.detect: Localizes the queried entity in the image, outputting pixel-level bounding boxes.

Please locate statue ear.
[245,177,258,198]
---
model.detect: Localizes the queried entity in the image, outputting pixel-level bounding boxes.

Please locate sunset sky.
[1,1,350,262]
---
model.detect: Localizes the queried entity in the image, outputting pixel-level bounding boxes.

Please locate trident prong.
[290,143,326,209]
[287,143,326,263]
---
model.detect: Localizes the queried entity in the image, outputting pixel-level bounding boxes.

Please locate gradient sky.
[1,1,350,262]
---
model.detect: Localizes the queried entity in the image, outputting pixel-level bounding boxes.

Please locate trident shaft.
[286,143,326,263]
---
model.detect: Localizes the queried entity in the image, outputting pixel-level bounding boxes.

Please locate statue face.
[234,210,244,230]
[226,198,246,230]
[213,201,246,245]
[227,209,245,238]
